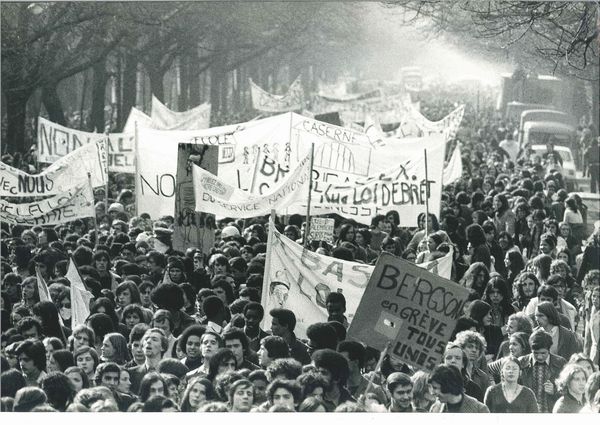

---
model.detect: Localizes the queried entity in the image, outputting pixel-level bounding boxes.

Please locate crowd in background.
[1,86,599,413]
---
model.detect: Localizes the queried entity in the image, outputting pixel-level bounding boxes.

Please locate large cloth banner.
[0,140,107,197]
[262,229,372,339]
[151,96,211,130]
[173,144,218,256]
[250,77,304,113]
[347,253,470,372]
[193,155,311,217]
[0,183,95,226]
[406,104,465,139]
[262,231,454,339]
[287,134,446,227]
[136,112,374,217]
[443,144,463,185]
[312,93,413,125]
[37,117,134,173]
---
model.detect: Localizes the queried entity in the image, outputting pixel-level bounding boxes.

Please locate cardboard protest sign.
[193,155,310,218]
[443,143,463,185]
[250,77,304,113]
[151,96,211,130]
[347,253,469,372]
[262,228,372,338]
[173,144,218,257]
[0,140,107,197]
[0,183,95,226]
[37,117,134,173]
[308,217,335,243]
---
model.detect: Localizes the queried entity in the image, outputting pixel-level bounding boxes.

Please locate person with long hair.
[484,356,538,412]
[139,372,169,403]
[64,366,90,392]
[89,298,127,337]
[493,194,516,237]
[531,254,552,285]
[115,281,141,320]
[187,331,223,379]
[14,276,39,313]
[459,262,490,297]
[206,348,237,383]
[504,251,525,287]
[179,377,214,412]
[466,223,492,271]
[227,379,254,412]
[552,364,588,413]
[406,213,440,252]
[512,272,540,311]
[92,251,119,292]
[47,349,74,373]
[100,332,130,365]
[32,301,68,346]
[483,276,516,328]
[74,346,99,383]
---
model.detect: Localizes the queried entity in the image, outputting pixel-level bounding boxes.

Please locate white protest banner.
[151,96,211,130]
[0,140,107,197]
[443,143,463,185]
[406,104,465,139]
[262,231,455,339]
[262,229,372,339]
[67,258,93,328]
[313,93,412,125]
[37,117,134,173]
[0,183,94,226]
[250,77,304,113]
[123,107,153,134]
[287,134,446,227]
[173,144,218,257]
[136,118,269,218]
[347,253,469,372]
[193,155,311,218]
[308,217,335,243]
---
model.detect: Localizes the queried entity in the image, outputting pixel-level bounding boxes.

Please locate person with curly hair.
[552,363,588,413]
[483,276,516,327]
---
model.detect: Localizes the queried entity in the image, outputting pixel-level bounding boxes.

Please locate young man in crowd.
[269,308,311,365]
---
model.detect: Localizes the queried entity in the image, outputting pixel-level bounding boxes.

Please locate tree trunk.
[220,70,228,117]
[90,58,107,132]
[591,77,599,137]
[189,47,200,106]
[178,56,189,111]
[209,62,222,122]
[120,53,137,131]
[146,64,165,103]
[4,88,31,153]
[41,83,66,126]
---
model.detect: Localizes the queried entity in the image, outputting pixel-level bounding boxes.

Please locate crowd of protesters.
[1,85,599,413]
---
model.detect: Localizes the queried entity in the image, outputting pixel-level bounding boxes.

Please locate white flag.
[443,143,463,185]
[66,258,93,328]
[35,265,52,302]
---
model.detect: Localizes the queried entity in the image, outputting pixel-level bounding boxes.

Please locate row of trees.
[1,2,365,153]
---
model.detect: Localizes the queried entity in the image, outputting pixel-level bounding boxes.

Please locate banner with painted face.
[347,253,469,372]
[193,155,311,218]
[151,96,211,130]
[37,117,134,173]
[261,230,455,339]
[0,183,94,226]
[0,139,107,197]
[250,77,304,113]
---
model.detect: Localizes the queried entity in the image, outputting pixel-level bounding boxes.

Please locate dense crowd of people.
[1,86,599,414]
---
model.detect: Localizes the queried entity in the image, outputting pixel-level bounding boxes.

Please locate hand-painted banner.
[250,77,304,113]
[347,253,469,372]
[1,140,107,197]
[312,93,412,125]
[262,230,455,339]
[262,229,372,338]
[0,183,94,226]
[443,143,463,185]
[193,155,311,218]
[406,104,465,139]
[173,144,218,257]
[37,117,134,173]
[151,96,211,130]
[316,88,382,103]
[287,134,446,227]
